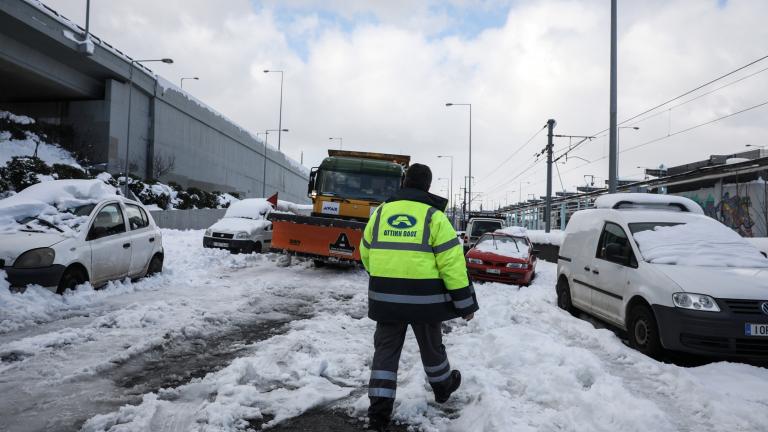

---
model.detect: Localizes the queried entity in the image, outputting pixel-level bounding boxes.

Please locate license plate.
[486,268,501,275]
[745,323,768,336]
[213,242,229,248]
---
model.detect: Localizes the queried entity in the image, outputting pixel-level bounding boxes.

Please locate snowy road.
[2,230,768,431]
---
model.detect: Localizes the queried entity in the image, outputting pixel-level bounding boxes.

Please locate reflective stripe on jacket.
[360,187,479,323]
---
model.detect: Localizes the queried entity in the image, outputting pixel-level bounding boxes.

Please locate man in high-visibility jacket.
[360,163,479,431]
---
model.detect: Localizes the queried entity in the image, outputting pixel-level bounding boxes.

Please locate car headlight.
[14,248,55,269]
[672,293,721,312]
[467,258,483,265]
[204,229,212,237]
[506,262,527,269]
[235,232,249,240]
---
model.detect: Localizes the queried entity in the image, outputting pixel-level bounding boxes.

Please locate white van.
[556,193,768,359]
[464,217,505,251]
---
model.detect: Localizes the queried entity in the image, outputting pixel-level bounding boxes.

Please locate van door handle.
[592,269,600,275]
[584,266,591,272]
[149,237,155,243]
[123,243,131,249]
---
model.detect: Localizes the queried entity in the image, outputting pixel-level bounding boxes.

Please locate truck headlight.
[467,258,483,265]
[506,263,527,269]
[672,293,721,312]
[204,229,212,237]
[235,232,249,240]
[14,248,56,269]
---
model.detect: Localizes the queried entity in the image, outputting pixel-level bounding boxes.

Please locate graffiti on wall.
[682,183,766,237]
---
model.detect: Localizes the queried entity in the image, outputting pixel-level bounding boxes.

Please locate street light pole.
[608,0,618,193]
[264,70,285,151]
[124,57,173,196]
[617,126,639,176]
[446,103,471,226]
[329,137,343,149]
[437,154,454,226]
[262,128,289,196]
[180,76,199,89]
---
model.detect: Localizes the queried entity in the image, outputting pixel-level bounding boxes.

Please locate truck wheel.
[627,304,663,359]
[313,259,325,268]
[253,242,263,254]
[57,267,87,295]
[556,278,576,316]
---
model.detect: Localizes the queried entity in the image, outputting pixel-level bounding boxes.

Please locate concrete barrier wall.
[150,208,226,231]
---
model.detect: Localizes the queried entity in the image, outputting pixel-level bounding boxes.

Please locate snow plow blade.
[268,213,366,263]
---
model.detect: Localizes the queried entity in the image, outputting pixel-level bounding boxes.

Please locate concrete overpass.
[0,0,309,202]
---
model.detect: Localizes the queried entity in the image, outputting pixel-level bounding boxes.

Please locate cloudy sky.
[44,0,768,208]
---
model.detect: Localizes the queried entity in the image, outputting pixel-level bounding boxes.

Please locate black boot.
[367,416,390,432]
[434,370,461,403]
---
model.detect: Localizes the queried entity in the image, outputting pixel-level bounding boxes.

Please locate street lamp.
[262,129,289,196]
[329,137,343,149]
[518,181,530,204]
[124,57,173,196]
[264,70,285,151]
[746,144,767,149]
[437,154,454,226]
[180,76,199,89]
[617,126,639,176]
[446,102,471,226]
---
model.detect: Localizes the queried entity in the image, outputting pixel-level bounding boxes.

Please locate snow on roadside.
[80,261,768,432]
[0,110,81,168]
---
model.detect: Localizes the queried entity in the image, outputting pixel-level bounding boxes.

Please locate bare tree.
[153,152,176,178]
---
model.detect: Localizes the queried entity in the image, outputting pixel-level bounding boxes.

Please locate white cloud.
[41,0,768,207]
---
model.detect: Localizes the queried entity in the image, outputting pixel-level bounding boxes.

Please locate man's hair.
[403,163,432,192]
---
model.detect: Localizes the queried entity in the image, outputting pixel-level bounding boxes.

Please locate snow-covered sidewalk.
[2,230,768,431]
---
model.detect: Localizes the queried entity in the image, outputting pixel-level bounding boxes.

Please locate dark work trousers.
[368,321,453,422]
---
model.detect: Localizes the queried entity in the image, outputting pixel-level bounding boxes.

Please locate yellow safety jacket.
[360,187,479,323]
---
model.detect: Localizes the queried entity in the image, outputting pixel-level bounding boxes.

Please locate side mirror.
[307,168,318,197]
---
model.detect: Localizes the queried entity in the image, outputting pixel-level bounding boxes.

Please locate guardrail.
[149,208,226,230]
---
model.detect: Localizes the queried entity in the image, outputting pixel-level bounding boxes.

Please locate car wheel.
[253,241,263,254]
[146,254,163,276]
[556,278,577,316]
[57,267,87,295]
[627,303,663,359]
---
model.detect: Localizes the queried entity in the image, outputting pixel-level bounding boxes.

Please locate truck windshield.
[471,220,503,237]
[317,170,401,202]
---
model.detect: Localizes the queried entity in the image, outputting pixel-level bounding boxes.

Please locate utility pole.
[545,119,556,233]
[608,0,618,192]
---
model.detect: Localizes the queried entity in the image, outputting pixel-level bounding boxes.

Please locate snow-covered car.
[556,193,768,359]
[0,180,164,294]
[466,230,538,285]
[203,199,273,253]
[463,217,506,251]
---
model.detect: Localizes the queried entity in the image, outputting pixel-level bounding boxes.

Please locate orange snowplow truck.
[269,150,410,265]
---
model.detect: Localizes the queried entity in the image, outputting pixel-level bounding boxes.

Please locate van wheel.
[627,304,663,359]
[147,254,163,276]
[556,278,576,316]
[57,267,87,295]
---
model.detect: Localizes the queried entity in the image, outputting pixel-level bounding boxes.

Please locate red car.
[465,232,538,285]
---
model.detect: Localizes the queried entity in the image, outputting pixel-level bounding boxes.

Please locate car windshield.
[317,170,401,202]
[471,220,503,237]
[15,203,96,233]
[631,220,768,268]
[475,234,530,259]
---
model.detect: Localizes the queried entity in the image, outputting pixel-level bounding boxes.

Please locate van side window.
[596,222,636,266]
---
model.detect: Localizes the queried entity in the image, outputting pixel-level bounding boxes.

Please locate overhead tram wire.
[557,53,768,160]
[555,98,768,177]
[478,124,548,184]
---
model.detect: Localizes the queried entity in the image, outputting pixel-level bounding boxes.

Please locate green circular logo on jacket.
[387,214,417,229]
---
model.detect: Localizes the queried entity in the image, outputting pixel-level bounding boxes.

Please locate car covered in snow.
[463,217,506,251]
[203,198,273,253]
[0,180,164,294]
[556,193,768,359]
[465,228,538,285]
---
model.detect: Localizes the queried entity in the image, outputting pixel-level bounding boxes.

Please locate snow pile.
[0,110,81,169]
[277,199,313,216]
[633,219,768,267]
[527,229,565,246]
[497,226,527,237]
[475,236,530,259]
[224,198,273,220]
[0,179,117,234]
[595,193,703,214]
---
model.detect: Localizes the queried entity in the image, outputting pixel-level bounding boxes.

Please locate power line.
[558,53,768,159]
[478,124,547,184]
